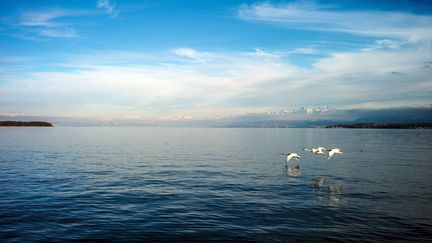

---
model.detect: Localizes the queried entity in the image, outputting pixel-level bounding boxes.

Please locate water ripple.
[1,128,431,241]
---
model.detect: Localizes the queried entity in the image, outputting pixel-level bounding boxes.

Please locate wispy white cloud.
[17,9,93,38]
[290,47,319,55]
[373,39,403,49]
[246,47,321,58]
[250,48,285,58]
[97,0,118,18]
[38,27,77,38]
[1,46,431,119]
[20,9,76,27]
[2,2,116,41]
[362,39,405,51]
[238,2,432,42]
[173,48,213,62]
[13,3,118,40]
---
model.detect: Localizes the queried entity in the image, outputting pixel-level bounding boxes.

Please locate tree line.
[0,121,53,127]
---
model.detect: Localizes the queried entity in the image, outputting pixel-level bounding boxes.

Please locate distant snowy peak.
[265,110,292,116]
[266,106,337,116]
[295,106,337,115]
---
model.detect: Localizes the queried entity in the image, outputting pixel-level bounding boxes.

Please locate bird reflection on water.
[286,163,301,175]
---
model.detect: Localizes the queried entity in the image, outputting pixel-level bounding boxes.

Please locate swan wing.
[287,153,300,161]
[287,154,294,162]
[328,150,335,159]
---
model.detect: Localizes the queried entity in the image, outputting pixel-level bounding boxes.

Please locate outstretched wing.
[328,150,335,159]
[287,153,300,162]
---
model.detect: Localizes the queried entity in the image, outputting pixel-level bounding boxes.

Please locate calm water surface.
[1,127,431,241]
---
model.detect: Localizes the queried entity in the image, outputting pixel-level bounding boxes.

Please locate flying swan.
[328,148,343,159]
[304,147,326,155]
[281,153,301,162]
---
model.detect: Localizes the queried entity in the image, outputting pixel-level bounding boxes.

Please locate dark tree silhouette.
[0,121,54,127]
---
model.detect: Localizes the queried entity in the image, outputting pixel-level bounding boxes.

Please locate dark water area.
[1,127,432,241]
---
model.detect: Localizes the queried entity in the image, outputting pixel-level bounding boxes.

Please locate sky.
[1,0,431,121]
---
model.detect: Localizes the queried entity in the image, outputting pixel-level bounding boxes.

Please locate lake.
[1,127,431,241]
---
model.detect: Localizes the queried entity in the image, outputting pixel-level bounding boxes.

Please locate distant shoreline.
[326,123,432,129]
[0,121,54,127]
[1,121,431,129]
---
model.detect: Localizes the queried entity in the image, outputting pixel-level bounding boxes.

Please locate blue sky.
[1,0,431,121]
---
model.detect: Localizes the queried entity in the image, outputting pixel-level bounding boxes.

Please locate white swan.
[304,147,326,155]
[328,148,343,159]
[281,153,301,162]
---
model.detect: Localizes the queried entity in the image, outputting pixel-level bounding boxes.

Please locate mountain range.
[1,106,431,127]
